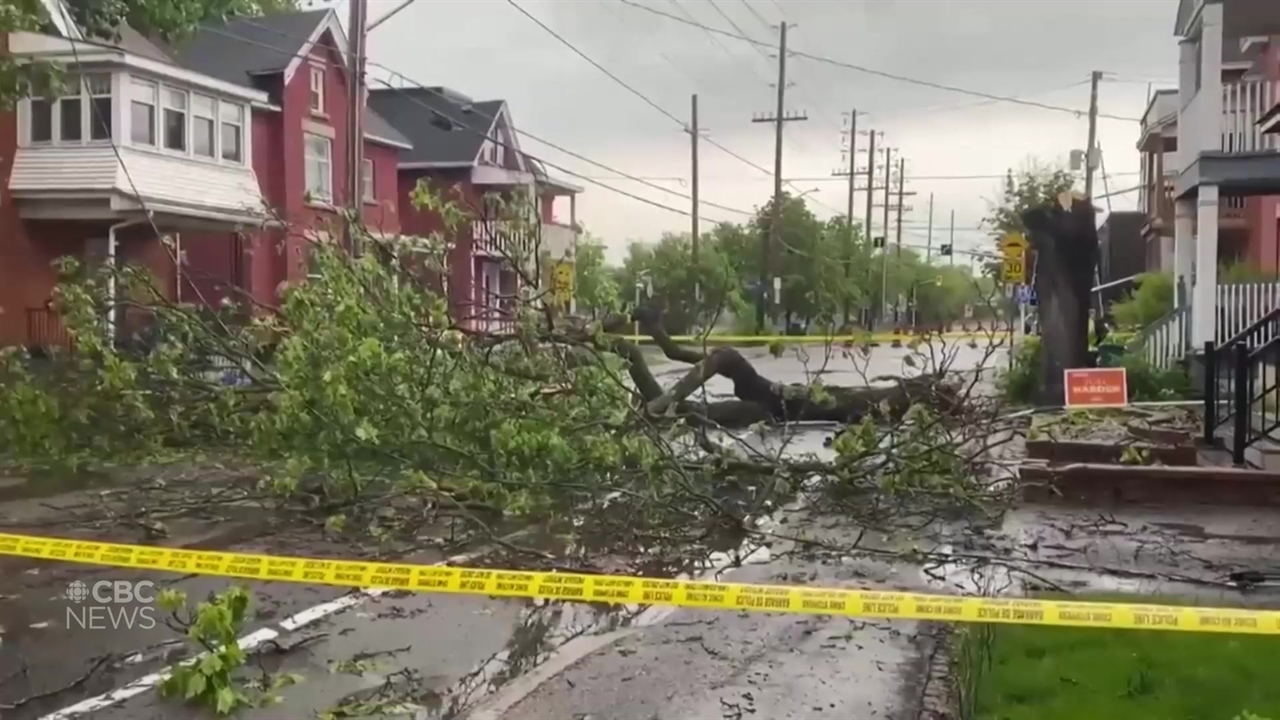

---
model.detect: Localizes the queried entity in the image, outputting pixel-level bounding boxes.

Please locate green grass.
[973,622,1280,720]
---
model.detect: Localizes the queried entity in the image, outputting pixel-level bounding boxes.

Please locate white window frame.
[308,65,325,115]
[191,93,216,158]
[304,133,333,203]
[130,78,158,146]
[219,101,245,164]
[362,158,374,202]
[26,72,115,146]
[161,86,189,153]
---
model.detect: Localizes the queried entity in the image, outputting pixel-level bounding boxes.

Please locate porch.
[0,216,255,352]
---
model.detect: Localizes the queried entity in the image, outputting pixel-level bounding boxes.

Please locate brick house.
[368,86,581,331]
[0,3,579,347]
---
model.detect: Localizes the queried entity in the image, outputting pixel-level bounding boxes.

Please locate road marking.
[39,545,489,719]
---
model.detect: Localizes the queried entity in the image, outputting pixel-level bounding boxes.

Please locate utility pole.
[863,129,877,329]
[840,109,857,327]
[345,0,367,253]
[690,94,700,261]
[879,147,892,327]
[751,22,807,332]
[913,192,934,331]
[1083,70,1102,202]
[949,209,955,266]
[893,156,905,325]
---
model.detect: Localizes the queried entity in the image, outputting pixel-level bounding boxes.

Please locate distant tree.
[572,235,620,318]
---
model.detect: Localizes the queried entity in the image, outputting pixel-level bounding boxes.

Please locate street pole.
[690,93,700,303]
[914,192,933,331]
[863,128,876,329]
[844,109,856,328]
[893,156,905,326]
[344,0,367,254]
[750,22,806,333]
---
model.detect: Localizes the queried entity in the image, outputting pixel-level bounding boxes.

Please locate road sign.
[999,232,1028,256]
[963,304,974,319]
[1016,285,1037,305]
[1002,256,1026,283]
[551,261,574,307]
[1000,232,1027,284]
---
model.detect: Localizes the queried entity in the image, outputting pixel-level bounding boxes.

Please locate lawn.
[971,622,1280,720]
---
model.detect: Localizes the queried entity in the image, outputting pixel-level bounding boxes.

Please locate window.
[87,74,112,141]
[308,66,324,114]
[192,94,215,158]
[220,102,243,163]
[304,133,332,202]
[362,158,374,202]
[30,94,52,143]
[29,73,112,144]
[59,74,82,142]
[162,88,187,151]
[131,79,157,145]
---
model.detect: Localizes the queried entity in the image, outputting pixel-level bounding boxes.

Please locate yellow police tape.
[1,532,1275,635]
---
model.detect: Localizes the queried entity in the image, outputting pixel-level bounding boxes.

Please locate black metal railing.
[1205,306,1280,464]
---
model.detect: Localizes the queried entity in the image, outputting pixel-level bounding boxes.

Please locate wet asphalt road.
[0,342,1014,718]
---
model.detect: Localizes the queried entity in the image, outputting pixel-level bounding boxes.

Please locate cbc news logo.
[64,579,158,630]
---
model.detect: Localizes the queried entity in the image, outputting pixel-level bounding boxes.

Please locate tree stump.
[1022,194,1098,406]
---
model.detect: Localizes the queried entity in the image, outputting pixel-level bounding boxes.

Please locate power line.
[508,0,845,215]
[737,0,772,28]
[203,25,750,222]
[616,0,1144,123]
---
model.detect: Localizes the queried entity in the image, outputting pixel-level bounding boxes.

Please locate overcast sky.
[362,0,1178,262]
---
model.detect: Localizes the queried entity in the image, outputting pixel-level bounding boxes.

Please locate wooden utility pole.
[879,148,892,326]
[1083,70,1102,202]
[893,156,906,325]
[925,192,934,262]
[345,0,367,253]
[1083,69,1103,326]
[690,93,700,261]
[949,209,955,266]
[842,110,857,327]
[750,22,807,332]
[862,128,877,329]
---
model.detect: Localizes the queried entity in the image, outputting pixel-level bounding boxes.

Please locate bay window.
[131,79,157,145]
[304,133,332,202]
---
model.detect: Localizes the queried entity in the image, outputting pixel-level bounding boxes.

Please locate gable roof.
[170,9,409,149]
[170,9,334,88]
[367,87,504,166]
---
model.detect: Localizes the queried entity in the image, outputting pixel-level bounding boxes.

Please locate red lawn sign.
[1063,367,1128,409]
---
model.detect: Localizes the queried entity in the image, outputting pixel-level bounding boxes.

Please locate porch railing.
[1133,280,1280,369]
[1217,281,1280,346]
[1222,79,1280,154]
[1203,307,1280,464]
[1136,304,1189,370]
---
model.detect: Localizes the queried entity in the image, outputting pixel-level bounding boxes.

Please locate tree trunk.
[614,307,960,428]
[1023,195,1098,406]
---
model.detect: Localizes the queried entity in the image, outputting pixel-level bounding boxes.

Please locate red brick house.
[0,4,409,348]
[1,3,580,346]
[368,87,581,331]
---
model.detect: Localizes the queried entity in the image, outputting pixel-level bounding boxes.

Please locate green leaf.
[214,686,237,715]
[184,671,208,699]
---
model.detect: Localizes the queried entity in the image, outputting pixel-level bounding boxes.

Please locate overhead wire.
[202,24,752,222]
[507,0,845,216]
[617,0,1143,123]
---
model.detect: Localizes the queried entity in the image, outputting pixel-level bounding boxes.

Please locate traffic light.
[872,236,885,249]
[938,244,953,256]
